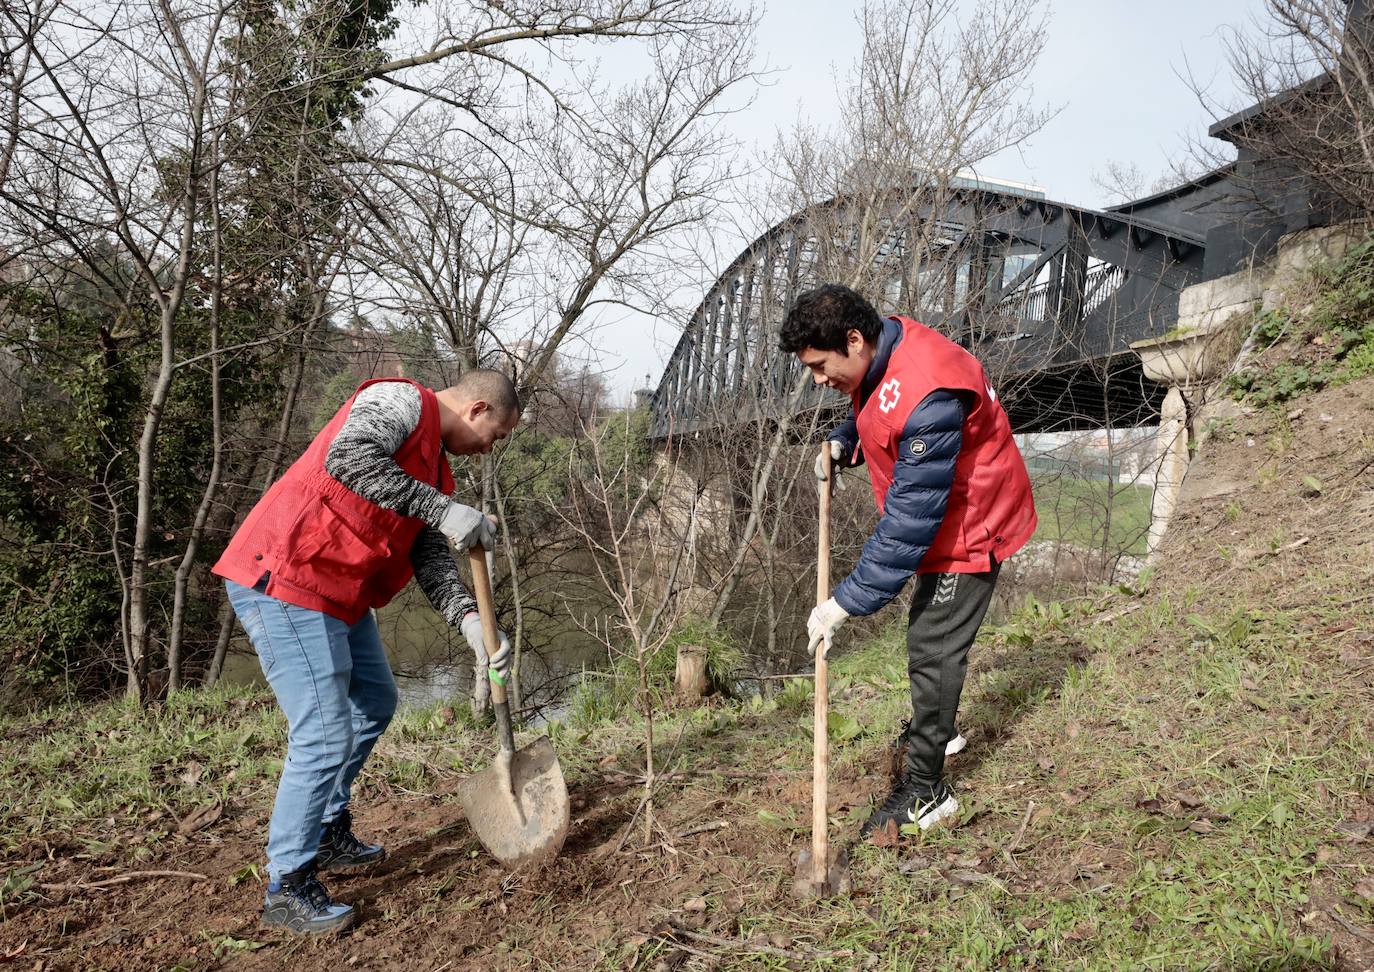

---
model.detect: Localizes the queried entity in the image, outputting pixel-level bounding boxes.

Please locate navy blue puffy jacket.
[830,390,966,617]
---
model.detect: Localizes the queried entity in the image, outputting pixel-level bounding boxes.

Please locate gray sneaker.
[316,808,385,872]
[262,867,355,936]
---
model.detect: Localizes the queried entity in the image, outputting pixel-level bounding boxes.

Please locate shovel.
[456,545,570,868]
[793,446,852,899]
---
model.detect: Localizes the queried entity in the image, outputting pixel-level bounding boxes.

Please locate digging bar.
[793,445,851,899]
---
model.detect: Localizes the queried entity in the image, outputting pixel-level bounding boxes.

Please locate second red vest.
[854,317,1036,573]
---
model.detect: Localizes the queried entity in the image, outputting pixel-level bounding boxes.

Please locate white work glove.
[438,502,497,553]
[461,612,513,681]
[806,597,849,657]
[815,440,846,493]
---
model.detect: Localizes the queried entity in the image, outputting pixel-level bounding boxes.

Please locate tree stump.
[675,644,709,702]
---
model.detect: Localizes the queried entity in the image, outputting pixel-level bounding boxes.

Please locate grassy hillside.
[2,254,1373,969]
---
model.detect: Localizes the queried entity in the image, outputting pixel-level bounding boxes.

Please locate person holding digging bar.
[212,369,520,935]
[780,284,1036,839]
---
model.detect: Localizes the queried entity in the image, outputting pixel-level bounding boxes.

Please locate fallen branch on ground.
[40,870,209,892]
[665,923,855,961]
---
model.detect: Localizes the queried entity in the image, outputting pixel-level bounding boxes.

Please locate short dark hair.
[451,368,521,419]
[778,284,884,354]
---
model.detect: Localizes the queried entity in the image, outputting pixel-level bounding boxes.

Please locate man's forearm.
[410,527,478,625]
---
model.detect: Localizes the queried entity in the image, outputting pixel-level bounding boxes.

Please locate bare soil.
[3,377,1373,971]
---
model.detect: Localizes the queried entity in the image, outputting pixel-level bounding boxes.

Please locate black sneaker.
[262,866,355,936]
[316,808,385,872]
[888,721,967,785]
[861,777,960,839]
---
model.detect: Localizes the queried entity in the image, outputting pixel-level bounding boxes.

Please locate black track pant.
[903,560,1001,789]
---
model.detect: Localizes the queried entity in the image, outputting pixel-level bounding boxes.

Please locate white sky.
[591,0,1264,400]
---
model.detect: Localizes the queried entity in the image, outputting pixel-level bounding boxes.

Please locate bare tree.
[1218,0,1374,217]
[673,0,1054,644]
[557,414,694,847]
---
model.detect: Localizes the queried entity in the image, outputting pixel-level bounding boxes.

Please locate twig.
[666,924,854,961]
[1095,602,1144,624]
[39,870,209,892]
[630,820,730,855]
[673,820,728,840]
[1329,908,1374,944]
[600,767,805,784]
[1007,800,1036,853]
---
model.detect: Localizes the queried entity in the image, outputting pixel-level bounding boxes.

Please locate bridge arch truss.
[649,186,1208,438]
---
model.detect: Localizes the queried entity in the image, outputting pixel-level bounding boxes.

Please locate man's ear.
[846,328,865,354]
[467,399,490,420]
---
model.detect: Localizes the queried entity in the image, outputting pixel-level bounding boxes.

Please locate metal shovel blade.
[457,735,570,868]
[793,844,852,899]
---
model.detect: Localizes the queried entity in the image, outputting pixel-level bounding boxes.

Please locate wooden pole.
[812,446,831,887]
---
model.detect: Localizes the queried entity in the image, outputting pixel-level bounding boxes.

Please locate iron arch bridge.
[648,185,1208,438]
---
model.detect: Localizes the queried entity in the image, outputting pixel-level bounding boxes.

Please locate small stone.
[683,897,707,912]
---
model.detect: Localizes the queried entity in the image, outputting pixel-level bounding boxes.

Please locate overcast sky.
[592,0,1264,399]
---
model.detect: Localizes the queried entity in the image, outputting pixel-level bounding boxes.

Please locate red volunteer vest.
[854,317,1036,573]
[212,378,455,624]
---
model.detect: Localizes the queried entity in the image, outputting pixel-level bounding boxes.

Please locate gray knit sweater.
[323,381,477,625]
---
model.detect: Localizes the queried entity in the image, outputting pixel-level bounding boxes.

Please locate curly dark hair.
[778,284,883,354]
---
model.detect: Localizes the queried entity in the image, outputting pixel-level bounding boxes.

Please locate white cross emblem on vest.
[878,378,901,414]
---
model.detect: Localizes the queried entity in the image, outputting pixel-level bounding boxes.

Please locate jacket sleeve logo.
[877,378,902,414]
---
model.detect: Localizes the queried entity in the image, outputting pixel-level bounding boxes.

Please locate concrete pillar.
[1131,267,1259,559]
[1146,386,1190,555]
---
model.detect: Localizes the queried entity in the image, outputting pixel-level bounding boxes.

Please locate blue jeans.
[225,578,398,882]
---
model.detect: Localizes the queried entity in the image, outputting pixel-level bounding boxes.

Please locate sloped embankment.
[1,302,1373,969]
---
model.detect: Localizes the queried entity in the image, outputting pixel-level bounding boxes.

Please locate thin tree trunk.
[471,452,494,717]
[168,160,225,692]
[204,600,235,687]
[126,12,210,700]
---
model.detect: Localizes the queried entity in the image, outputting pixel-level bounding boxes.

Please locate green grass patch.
[1029,475,1153,556]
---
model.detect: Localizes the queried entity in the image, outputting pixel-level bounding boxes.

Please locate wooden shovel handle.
[468,545,515,755]
[813,446,831,885]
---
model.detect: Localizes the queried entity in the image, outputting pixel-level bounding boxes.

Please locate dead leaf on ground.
[898,855,933,874]
[1176,793,1205,809]
[1353,879,1374,903]
[1136,798,1165,814]
[867,820,900,849]
[179,761,204,787]
[1063,921,1097,942]
[1335,820,1373,840]
[1037,756,1055,771]
[946,869,991,887]
[177,801,223,836]
[1187,819,1215,835]
[681,897,706,913]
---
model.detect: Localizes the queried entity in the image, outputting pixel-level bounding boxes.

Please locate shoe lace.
[335,828,367,854]
[325,811,367,854]
[289,874,333,912]
[879,776,930,814]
